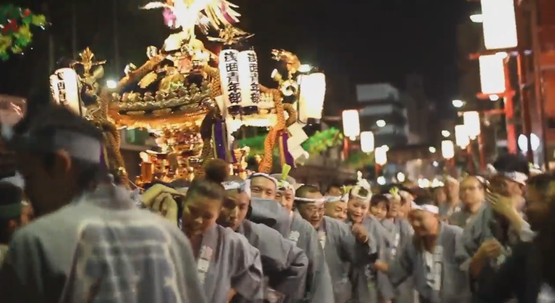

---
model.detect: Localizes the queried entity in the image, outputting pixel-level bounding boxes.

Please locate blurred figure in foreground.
[0,172,26,266]
[0,104,206,303]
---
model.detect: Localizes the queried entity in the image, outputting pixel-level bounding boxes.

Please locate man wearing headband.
[271,173,295,212]
[295,185,376,303]
[375,196,471,303]
[0,104,206,303]
[324,193,349,222]
[457,153,534,301]
[250,173,279,200]
[449,175,486,228]
[217,180,309,303]
[0,172,27,267]
[439,176,462,219]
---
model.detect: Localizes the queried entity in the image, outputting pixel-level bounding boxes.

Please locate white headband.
[325,194,348,203]
[486,164,528,185]
[411,202,439,214]
[222,181,243,191]
[249,173,279,188]
[0,172,24,189]
[294,196,326,206]
[242,179,251,198]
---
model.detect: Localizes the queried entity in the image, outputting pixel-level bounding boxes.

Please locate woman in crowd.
[375,196,470,303]
[181,160,264,303]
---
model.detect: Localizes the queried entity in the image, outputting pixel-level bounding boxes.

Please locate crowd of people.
[0,102,554,303]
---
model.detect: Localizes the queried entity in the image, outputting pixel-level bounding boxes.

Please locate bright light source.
[470,14,483,23]
[376,120,386,127]
[442,130,451,138]
[481,0,518,50]
[429,146,436,153]
[452,99,464,108]
[489,95,500,101]
[377,176,386,185]
[496,52,508,59]
[479,54,506,94]
[441,140,455,159]
[342,110,360,138]
[518,133,540,152]
[360,131,375,153]
[433,161,439,167]
[298,64,312,73]
[106,79,117,89]
[396,172,406,183]
[463,111,481,139]
[455,125,470,148]
[375,146,388,165]
[381,145,389,152]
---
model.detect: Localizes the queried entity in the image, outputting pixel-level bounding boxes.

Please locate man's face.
[445,180,459,201]
[276,188,294,211]
[460,177,485,206]
[217,191,250,231]
[408,210,438,236]
[297,191,325,228]
[16,151,68,217]
[324,201,348,221]
[250,176,277,200]
[326,186,342,197]
[388,199,401,218]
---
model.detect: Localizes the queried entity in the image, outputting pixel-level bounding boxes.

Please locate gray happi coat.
[318,216,376,303]
[232,220,309,303]
[0,185,207,303]
[448,204,483,229]
[388,222,470,303]
[347,215,389,303]
[289,211,335,303]
[382,218,416,303]
[250,198,292,238]
[456,203,534,294]
[195,224,264,303]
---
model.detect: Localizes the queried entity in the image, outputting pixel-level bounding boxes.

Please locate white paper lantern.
[360,131,375,153]
[479,54,506,95]
[481,0,518,50]
[454,125,470,148]
[342,110,360,139]
[50,68,83,116]
[375,146,388,165]
[238,49,260,115]
[463,111,481,139]
[219,48,242,115]
[298,73,326,123]
[441,140,455,159]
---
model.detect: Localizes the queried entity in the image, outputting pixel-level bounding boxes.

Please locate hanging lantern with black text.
[298,73,326,124]
[219,47,242,116]
[238,48,261,115]
[49,68,84,116]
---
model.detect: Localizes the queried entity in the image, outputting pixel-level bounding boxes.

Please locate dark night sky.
[0,0,474,113]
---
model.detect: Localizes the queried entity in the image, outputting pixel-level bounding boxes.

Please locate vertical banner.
[238,49,261,115]
[50,68,83,116]
[219,48,242,116]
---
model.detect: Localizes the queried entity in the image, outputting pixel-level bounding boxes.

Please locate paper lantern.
[238,49,261,115]
[479,54,505,95]
[375,146,388,165]
[298,73,326,124]
[360,131,375,153]
[342,110,360,139]
[454,125,470,148]
[219,48,242,116]
[441,140,455,159]
[49,68,83,116]
[481,0,518,50]
[463,111,481,139]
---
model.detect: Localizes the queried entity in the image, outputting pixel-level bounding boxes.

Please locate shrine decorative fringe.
[278,131,295,168]
[212,120,233,162]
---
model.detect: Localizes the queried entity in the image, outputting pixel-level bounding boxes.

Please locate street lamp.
[489,95,500,101]
[452,99,464,108]
[441,130,451,138]
[429,146,436,153]
[376,119,386,127]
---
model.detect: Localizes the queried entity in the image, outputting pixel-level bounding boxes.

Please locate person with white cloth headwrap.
[456,153,535,301]
[375,196,471,303]
[0,172,27,267]
[324,190,349,222]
